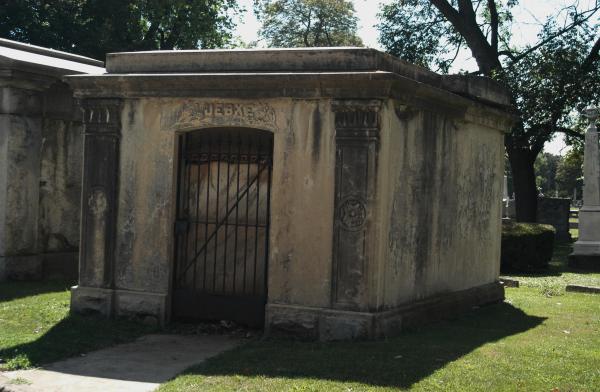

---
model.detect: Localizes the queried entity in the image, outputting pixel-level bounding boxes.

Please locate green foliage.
[534,152,560,196]
[159,287,600,391]
[255,0,362,47]
[0,0,241,60]
[377,0,460,73]
[376,0,599,222]
[505,21,600,152]
[377,0,517,73]
[538,280,564,297]
[0,280,156,370]
[4,354,31,371]
[555,147,584,199]
[501,221,555,272]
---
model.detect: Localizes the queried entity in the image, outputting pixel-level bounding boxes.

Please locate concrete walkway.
[0,334,240,392]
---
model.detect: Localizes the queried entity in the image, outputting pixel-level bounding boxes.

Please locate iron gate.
[172,128,273,327]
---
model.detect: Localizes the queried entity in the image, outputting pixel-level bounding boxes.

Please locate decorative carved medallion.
[338,196,367,231]
[163,101,277,131]
[88,188,108,217]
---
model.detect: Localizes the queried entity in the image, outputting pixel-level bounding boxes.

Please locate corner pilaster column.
[570,106,600,270]
[71,98,122,315]
[331,100,381,310]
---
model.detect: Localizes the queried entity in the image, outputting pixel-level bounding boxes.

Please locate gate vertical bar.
[243,137,251,293]
[233,133,241,294]
[253,139,261,294]
[183,161,192,287]
[192,143,202,289]
[213,135,221,291]
[203,134,211,290]
[223,134,231,292]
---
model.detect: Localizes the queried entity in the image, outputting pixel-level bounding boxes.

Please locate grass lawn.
[159,242,600,392]
[1,241,599,391]
[0,280,156,370]
[505,243,600,293]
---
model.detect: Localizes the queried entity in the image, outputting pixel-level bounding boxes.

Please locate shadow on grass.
[0,314,156,368]
[175,302,545,389]
[0,279,75,302]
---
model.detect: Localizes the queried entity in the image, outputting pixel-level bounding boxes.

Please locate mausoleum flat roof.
[64,47,511,109]
[0,38,105,76]
[102,47,509,106]
[107,47,430,74]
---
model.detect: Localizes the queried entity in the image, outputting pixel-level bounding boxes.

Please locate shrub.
[4,354,31,370]
[501,221,555,272]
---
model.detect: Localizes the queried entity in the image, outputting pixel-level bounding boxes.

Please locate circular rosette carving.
[338,196,367,231]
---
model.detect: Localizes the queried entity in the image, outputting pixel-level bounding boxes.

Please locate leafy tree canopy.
[0,0,240,60]
[254,0,362,47]
[534,152,560,196]
[377,0,599,222]
[555,147,584,199]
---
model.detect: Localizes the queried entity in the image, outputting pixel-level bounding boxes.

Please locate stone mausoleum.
[65,48,514,340]
[0,39,104,281]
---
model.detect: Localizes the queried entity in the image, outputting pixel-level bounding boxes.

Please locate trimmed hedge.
[500,221,556,272]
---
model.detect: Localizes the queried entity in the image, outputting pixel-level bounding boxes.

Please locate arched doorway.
[172,127,273,327]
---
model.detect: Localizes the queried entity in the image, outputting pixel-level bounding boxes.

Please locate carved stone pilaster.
[78,99,122,289]
[331,100,381,310]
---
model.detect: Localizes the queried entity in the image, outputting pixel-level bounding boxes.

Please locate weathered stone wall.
[76,95,507,328]
[40,83,82,252]
[0,86,43,280]
[106,98,335,322]
[38,83,83,279]
[0,82,81,281]
[378,100,504,309]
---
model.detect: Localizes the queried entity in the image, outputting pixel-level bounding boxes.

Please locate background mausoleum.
[0,39,104,282]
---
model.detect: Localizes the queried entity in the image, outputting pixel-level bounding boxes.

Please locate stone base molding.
[266,282,505,341]
[71,286,169,326]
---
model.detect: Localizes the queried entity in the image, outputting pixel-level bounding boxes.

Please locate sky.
[233,0,598,156]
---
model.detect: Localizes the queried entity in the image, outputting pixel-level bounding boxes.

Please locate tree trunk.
[508,148,538,222]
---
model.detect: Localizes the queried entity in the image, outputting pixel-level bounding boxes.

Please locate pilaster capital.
[331,100,381,141]
[80,98,122,135]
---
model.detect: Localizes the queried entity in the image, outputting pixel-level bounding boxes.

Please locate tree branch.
[581,35,600,73]
[431,0,501,75]
[507,6,600,66]
[430,0,462,27]
[556,126,585,141]
[498,49,516,60]
[487,0,499,52]
[303,9,312,46]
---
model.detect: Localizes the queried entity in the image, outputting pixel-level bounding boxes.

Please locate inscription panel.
[162,101,277,131]
[331,100,380,310]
